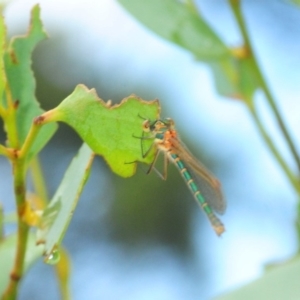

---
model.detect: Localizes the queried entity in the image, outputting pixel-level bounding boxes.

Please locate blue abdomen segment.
[170,153,224,235]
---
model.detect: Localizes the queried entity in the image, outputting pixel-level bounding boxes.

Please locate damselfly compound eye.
[165,118,175,128]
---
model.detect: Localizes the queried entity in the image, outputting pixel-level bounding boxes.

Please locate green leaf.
[118,0,229,60]
[54,247,71,299]
[4,5,57,158]
[42,84,160,178]
[209,54,260,101]
[118,1,260,102]
[0,232,44,295]
[36,143,95,261]
[0,204,3,240]
[214,257,300,300]
[290,0,300,5]
[0,12,6,106]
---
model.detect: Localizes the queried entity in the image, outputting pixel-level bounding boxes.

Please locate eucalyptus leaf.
[0,12,6,105]
[4,5,57,159]
[36,143,94,261]
[43,84,160,178]
[209,55,259,102]
[118,0,228,60]
[290,0,300,5]
[215,257,300,300]
[0,232,43,295]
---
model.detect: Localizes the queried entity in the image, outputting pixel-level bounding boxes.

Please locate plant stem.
[229,0,300,177]
[0,203,3,240]
[30,156,48,205]
[248,104,300,194]
[4,84,19,149]
[1,108,46,299]
[19,122,41,159]
[0,145,15,159]
[2,159,28,300]
[2,118,46,298]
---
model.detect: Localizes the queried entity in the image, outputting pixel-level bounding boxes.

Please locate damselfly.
[139,118,226,236]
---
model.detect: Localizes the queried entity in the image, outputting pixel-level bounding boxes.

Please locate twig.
[229,0,300,177]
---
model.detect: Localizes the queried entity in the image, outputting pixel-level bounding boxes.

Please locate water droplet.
[44,247,61,265]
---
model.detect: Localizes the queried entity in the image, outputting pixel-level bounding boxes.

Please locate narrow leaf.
[36,143,95,261]
[290,0,300,5]
[118,1,260,102]
[4,5,57,158]
[54,247,71,299]
[215,257,300,300]
[0,232,44,295]
[118,0,229,60]
[209,54,260,101]
[0,12,6,106]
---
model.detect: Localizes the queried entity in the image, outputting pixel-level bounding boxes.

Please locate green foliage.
[118,0,260,101]
[0,5,160,299]
[119,0,229,61]
[208,53,260,101]
[0,233,44,295]
[36,143,94,261]
[291,0,300,5]
[0,13,6,104]
[3,5,57,159]
[215,257,300,300]
[45,84,159,177]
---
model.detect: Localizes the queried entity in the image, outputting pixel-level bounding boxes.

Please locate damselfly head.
[164,118,175,129]
[142,119,165,133]
[142,118,175,134]
[153,120,165,131]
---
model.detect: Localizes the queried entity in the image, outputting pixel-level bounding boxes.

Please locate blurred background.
[1,0,300,299]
